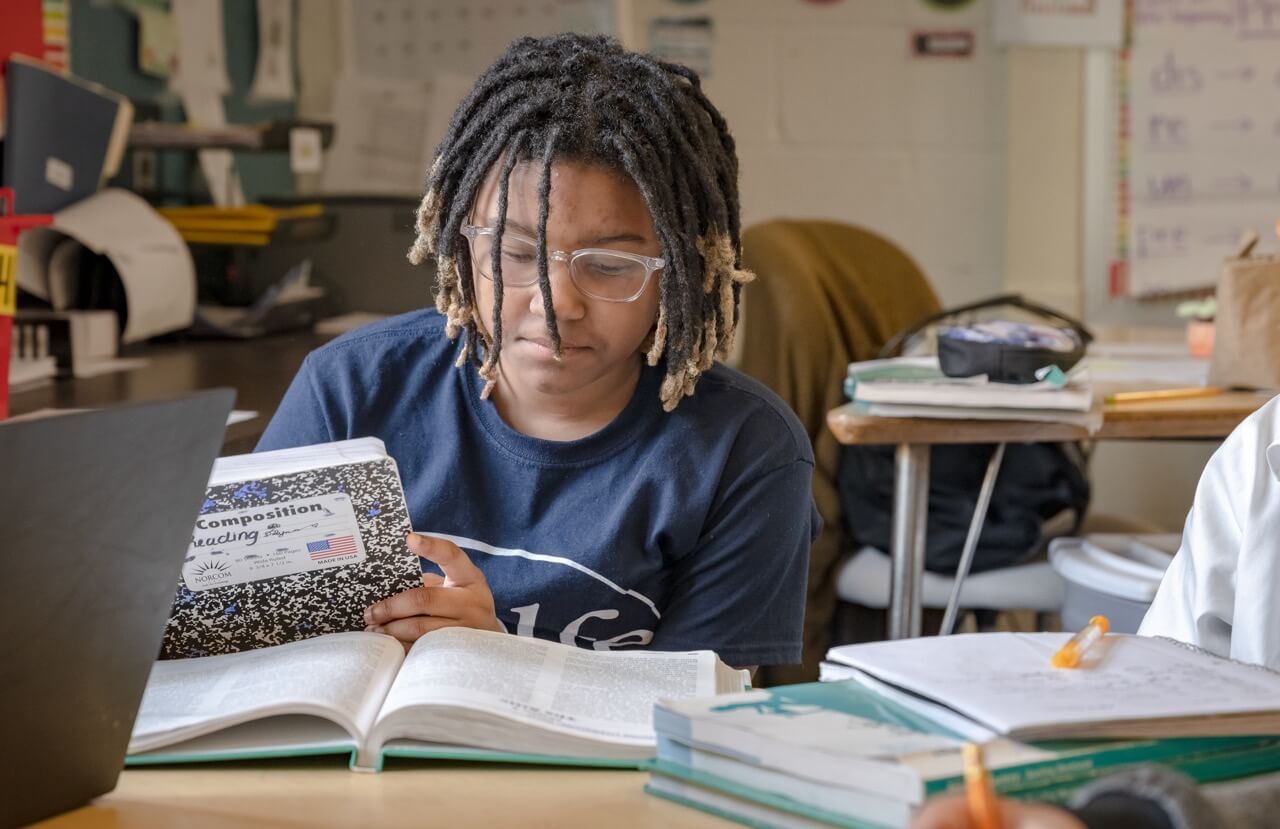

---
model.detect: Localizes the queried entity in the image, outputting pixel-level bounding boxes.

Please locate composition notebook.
[161,437,421,659]
[129,626,749,771]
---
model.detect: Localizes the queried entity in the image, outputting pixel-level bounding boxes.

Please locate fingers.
[910,796,973,829]
[365,585,471,626]
[421,571,444,588]
[408,533,485,587]
[369,615,459,645]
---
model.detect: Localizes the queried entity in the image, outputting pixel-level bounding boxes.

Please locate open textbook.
[130,627,748,770]
[827,633,1280,741]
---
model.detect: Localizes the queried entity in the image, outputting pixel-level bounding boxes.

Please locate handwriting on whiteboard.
[1126,0,1280,295]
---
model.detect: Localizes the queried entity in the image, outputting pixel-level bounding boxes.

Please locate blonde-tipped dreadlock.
[408,33,752,411]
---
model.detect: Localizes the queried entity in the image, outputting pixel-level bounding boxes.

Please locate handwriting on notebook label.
[182,492,367,591]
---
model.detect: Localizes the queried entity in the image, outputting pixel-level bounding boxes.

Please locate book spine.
[925,738,1280,798]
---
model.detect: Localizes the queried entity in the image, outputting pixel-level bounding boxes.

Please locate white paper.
[321,74,433,195]
[423,72,478,165]
[290,127,323,174]
[227,409,259,426]
[829,633,1280,738]
[379,627,714,745]
[169,0,231,94]
[130,632,403,753]
[180,89,245,207]
[249,0,295,101]
[207,436,388,487]
[15,189,197,343]
[993,0,1125,48]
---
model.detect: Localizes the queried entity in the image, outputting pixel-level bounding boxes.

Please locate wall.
[623,0,1008,307]
[1005,44,1214,531]
[69,0,295,202]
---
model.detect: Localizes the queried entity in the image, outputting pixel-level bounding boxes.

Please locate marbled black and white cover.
[160,457,420,659]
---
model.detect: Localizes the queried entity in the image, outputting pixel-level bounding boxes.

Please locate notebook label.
[45,157,74,192]
[182,492,368,591]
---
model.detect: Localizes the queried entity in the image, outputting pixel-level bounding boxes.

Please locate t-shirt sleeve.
[648,458,817,668]
[256,356,336,451]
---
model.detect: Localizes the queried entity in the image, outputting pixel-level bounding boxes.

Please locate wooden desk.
[37,764,720,828]
[8,333,330,454]
[826,389,1273,639]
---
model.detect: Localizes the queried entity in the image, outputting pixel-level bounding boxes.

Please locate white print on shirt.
[423,531,659,650]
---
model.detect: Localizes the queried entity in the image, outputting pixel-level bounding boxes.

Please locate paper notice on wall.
[249,0,295,101]
[15,189,197,343]
[648,16,714,77]
[169,0,231,94]
[423,72,476,165]
[135,4,178,78]
[320,75,433,195]
[992,0,1125,48]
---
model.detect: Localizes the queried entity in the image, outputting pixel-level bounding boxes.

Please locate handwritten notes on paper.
[1126,0,1280,296]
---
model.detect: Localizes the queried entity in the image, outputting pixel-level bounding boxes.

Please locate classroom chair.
[732,220,1068,682]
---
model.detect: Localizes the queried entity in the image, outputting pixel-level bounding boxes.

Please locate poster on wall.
[992,0,1125,48]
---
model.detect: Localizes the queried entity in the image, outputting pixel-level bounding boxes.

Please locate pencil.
[1105,387,1223,405]
[963,743,1001,829]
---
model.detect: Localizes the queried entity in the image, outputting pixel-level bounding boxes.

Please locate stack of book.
[647,633,1280,829]
[844,356,1101,431]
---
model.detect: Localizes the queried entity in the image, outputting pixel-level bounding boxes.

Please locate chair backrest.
[733,220,941,679]
[736,219,940,456]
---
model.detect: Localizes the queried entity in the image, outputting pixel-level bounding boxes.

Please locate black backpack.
[837,295,1093,574]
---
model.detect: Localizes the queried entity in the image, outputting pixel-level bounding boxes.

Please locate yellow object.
[1052,615,1110,669]
[0,244,17,316]
[963,743,1001,829]
[1105,387,1224,405]
[158,203,324,246]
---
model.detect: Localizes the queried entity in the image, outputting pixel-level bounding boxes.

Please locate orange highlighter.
[1052,615,1110,669]
[963,742,1001,829]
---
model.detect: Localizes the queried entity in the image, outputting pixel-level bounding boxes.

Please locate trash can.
[1047,534,1180,634]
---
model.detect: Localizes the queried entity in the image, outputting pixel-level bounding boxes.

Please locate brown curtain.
[736,220,942,685]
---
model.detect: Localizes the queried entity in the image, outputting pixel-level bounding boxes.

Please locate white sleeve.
[1137,399,1273,656]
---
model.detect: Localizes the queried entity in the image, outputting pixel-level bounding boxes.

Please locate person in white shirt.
[1138,394,1280,669]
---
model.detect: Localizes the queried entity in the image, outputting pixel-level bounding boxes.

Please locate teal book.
[126,626,747,771]
[654,680,1280,811]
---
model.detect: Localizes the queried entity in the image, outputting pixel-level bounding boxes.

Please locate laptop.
[0,389,234,827]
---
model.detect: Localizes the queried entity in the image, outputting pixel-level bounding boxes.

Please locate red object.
[1109,260,1129,298]
[0,187,54,420]
[0,188,52,246]
[0,0,45,131]
[0,0,43,63]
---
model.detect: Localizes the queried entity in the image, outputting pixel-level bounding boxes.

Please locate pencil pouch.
[937,321,1084,384]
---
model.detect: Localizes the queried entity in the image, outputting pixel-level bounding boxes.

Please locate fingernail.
[363,607,375,624]
[366,624,383,634]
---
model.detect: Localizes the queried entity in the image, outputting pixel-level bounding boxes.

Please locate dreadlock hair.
[407,33,753,412]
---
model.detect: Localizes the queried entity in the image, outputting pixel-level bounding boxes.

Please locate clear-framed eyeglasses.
[460,224,665,303]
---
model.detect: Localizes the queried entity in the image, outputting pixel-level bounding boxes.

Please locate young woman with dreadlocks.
[258,33,818,670]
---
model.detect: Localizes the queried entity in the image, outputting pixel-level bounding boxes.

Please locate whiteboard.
[1122,0,1280,297]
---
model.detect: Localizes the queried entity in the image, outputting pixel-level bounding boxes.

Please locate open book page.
[207,436,388,485]
[828,633,1280,740]
[369,628,731,758]
[129,632,403,754]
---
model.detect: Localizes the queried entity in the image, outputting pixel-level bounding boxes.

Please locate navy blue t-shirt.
[257,310,818,667]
